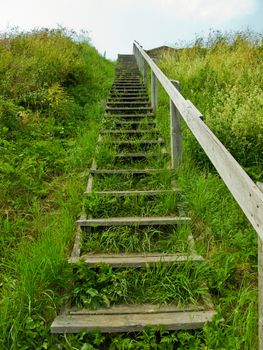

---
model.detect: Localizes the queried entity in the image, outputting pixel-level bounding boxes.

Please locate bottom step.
[51,304,215,333]
[68,253,204,266]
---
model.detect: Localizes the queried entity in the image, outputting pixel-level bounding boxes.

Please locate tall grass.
[153,31,260,349]
[0,28,114,349]
[159,31,263,180]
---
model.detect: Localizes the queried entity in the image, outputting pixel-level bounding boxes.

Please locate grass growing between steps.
[70,261,209,309]
[93,171,174,191]
[95,141,167,170]
[81,225,191,254]
[84,192,178,218]
[0,28,114,349]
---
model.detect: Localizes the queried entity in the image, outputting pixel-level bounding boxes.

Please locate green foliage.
[84,192,177,218]
[0,28,114,349]
[1,28,261,349]
[158,31,263,179]
[71,261,209,309]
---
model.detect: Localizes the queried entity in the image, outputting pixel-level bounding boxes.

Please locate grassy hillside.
[153,31,262,349]
[0,29,261,349]
[0,28,114,349]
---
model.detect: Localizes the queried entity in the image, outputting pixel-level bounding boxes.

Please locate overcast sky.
[0,0,262,59]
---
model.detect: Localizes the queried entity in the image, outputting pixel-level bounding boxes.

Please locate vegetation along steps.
[51,54,215,334]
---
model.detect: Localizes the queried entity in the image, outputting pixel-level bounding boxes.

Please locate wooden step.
[110,139,163,146]
[112,83,145,86]
[114,152,167,159]
[106,113,154,118]
[114,80,142,84]
[106,107,153,113]
[112,121,156,127]
[111,85,146,88]
[107,102,150,106]
[101,129,159,135]
[109,95,148,99]
[110,84,147,92]
[51,305,215,333]
[69,253,204,266]
[85,189,177,196]
[76,216,190,227]
[114,76,141,79]
[109,93,148,97]
[110,91,147,94]
[89,168,166,175]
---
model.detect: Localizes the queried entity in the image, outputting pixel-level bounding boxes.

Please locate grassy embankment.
[154,31,262,349]
[0,29,114,349]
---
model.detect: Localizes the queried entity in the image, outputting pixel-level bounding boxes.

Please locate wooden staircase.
[51,54,215,334]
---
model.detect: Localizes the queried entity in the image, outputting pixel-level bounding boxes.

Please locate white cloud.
[101,0,257,22]
[152,0,257,22]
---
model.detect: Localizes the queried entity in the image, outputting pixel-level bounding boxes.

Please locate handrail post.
[170,80,182,169]
[142,58,147,86]
[151,71,158,110]
[257,182,263,350]
[133,43,147,86]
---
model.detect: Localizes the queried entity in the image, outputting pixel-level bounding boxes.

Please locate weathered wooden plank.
[51,309,215,333]
[110,87,147,91]
[101,129,159,134]
[107,103,151,107]
[106,107,153,112]
[112,82,143,84]
[90,168,165,175]
[86,159,97,194]
[170,80,182,168]
[134,41,263,241]
[114,152,167,159]
[112,121,156,126]
[69,252,204,266]
[110,139,163,146]
[70,213,87,258]
[108,97,149,101]
[151,70,158,110]
[109,93,149,98]
[68,303,210,315]
[85,189,178,196]
[105,113,154,118]
[76,216,191,227]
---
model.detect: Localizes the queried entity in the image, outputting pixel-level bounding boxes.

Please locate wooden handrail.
[133,41,263,243]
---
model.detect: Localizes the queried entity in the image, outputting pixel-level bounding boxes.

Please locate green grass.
[0,29,261,349]
[70,262,209,309]
[81,225,191,254]
[158,30,263,181]
[0,28,114,349]
[148,30,260,349]
[93,171,175,191]
[84,192,178,218]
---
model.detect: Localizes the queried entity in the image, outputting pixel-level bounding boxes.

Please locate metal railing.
[133,40,263,348]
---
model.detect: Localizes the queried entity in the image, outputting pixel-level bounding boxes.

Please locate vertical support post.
[151,70,158,111]
[138,53,142,75]
[170,80,182,169]
[257,182,263,350]
[142,58,147,86]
